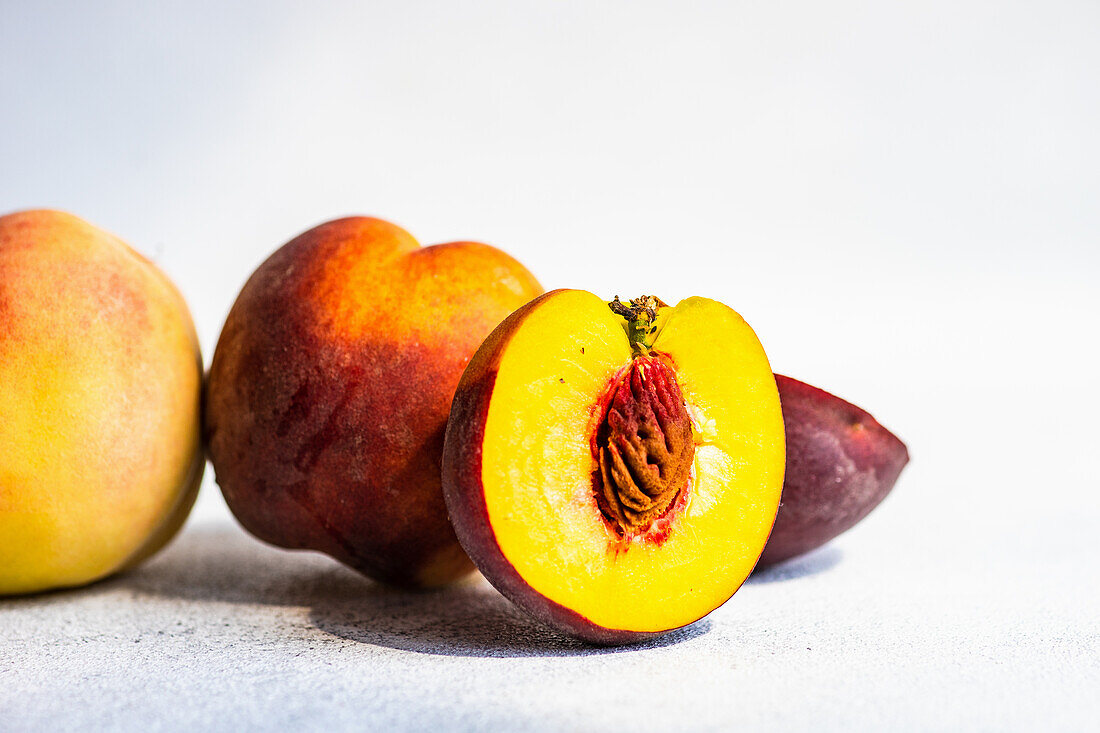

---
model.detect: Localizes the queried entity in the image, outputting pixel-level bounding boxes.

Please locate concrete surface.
[3,510,1097,731]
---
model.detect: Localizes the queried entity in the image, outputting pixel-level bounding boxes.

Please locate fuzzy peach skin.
[756,375,909,568]
[204,216,542,588]
[0,210,204,595]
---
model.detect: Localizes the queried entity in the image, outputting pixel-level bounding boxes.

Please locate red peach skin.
[757,375,909,568]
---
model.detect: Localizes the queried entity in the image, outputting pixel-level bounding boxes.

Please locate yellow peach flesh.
[479,290,784,633]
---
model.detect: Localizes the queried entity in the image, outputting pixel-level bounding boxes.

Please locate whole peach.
[204,217,542,587]
[0,210,203,595]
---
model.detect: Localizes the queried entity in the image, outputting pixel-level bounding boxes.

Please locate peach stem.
[608,295,666,354]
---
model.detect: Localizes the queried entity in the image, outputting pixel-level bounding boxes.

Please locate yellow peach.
[0,210,203,595]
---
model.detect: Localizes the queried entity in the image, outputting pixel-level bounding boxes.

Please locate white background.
[2,1,1098,730]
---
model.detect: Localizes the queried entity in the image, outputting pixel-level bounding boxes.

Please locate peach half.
[443,291,785,644]
[756,375,908,568]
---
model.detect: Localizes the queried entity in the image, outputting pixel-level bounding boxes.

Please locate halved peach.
[756,375,908,568]
[442,291,785,644]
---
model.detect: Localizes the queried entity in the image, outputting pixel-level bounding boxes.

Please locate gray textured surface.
[3,512,1097,732]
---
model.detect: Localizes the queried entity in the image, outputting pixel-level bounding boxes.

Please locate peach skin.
[756,375,908,568]
[204,216,542,588]
[0,210,203,595]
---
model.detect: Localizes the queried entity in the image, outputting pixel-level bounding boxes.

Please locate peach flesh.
[443,290,785,644]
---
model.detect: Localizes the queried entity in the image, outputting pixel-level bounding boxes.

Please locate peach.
[0,210,204,595]
[443,291,785,643]
[204,216,542,588]
[757,375,909,568]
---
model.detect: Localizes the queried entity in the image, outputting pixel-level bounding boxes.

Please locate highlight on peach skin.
[204,216,542,588]
[0,209,204,595]
[442,291,786,644]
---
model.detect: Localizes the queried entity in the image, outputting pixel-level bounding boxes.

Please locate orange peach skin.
[0,210,204,595]
[204,217,541,588]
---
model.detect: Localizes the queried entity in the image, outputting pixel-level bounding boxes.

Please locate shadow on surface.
[746,545,843,584]
[310,589,710,658]
[107,523,708,658]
